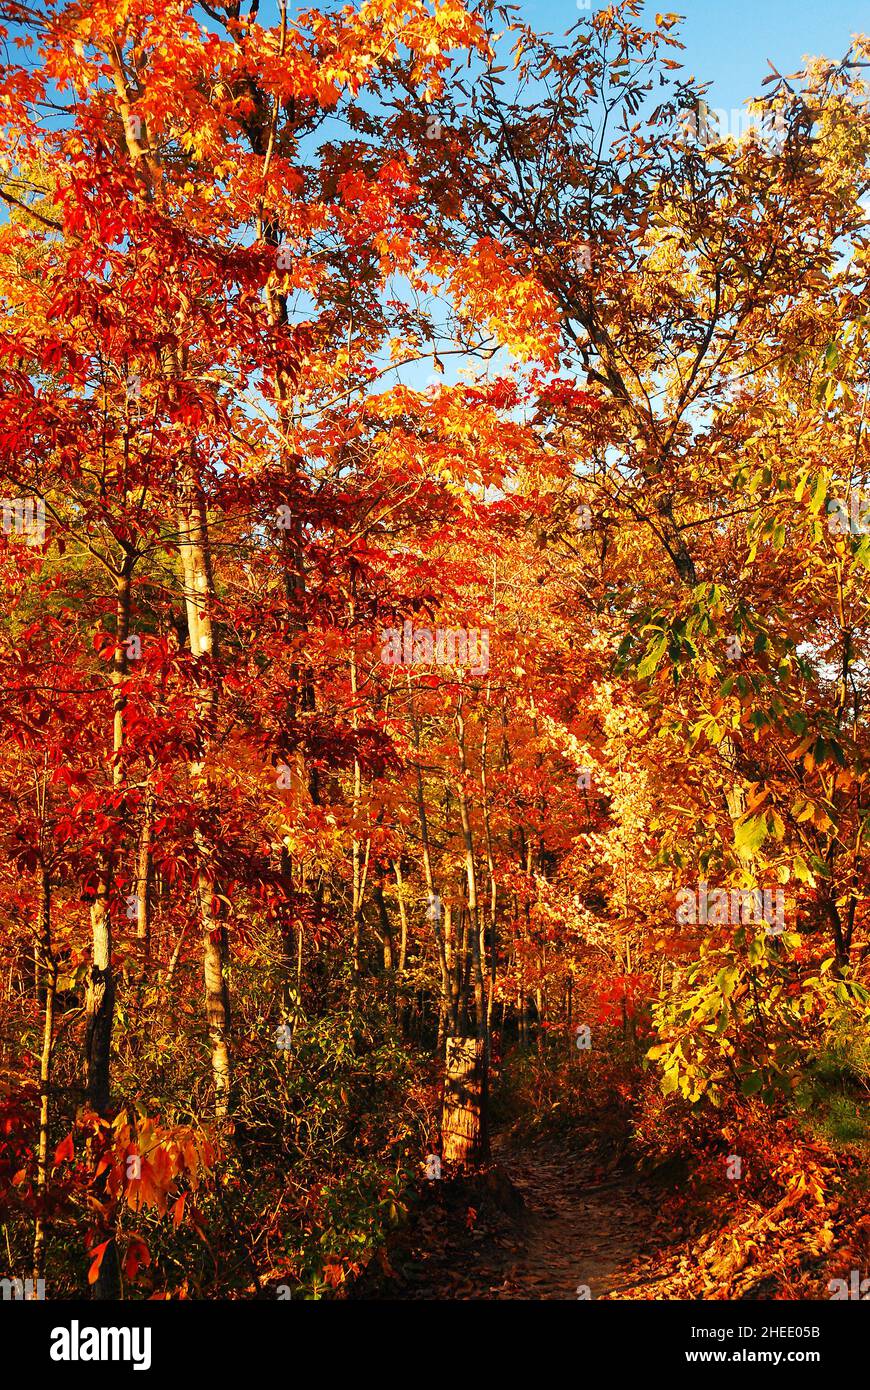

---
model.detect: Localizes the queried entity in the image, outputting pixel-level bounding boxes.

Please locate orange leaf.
[87,1240,110,1285]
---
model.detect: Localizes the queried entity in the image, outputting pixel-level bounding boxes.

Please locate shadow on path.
[357,1130,665,1300]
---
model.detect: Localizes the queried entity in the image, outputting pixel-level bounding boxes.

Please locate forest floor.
[349,1115,864,1301]
[352,1125,677,1300]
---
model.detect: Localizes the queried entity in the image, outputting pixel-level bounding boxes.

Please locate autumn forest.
[0,0,869,1343]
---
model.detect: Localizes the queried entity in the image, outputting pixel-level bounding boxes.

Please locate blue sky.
[525,1,865,109]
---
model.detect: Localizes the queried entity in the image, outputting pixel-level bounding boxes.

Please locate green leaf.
[637,633,668,680]
[809,471,828,516]
[734,813,768,858]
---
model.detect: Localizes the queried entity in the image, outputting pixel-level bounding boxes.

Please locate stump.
[441,1035,488,1165]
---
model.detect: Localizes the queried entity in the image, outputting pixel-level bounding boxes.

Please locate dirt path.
[364,1132,663,1300]
[491,1135,659,1299]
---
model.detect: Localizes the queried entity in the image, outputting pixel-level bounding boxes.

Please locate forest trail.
[366,1131,664,1300]
[488,1134,659,1299]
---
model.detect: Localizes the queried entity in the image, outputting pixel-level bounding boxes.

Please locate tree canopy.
[0,0,868,1314]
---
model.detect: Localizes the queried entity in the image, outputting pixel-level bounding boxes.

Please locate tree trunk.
[373,876,395,974]
[178,475,232,1118]
[455,696,486,1039]
[479,716,498,1047]
[441,1036,489,1165]
[85,551,133,1113]
[409,681,453,1030]
[135,785,153,978]
[33,864,54,1285]
[393,859,409,974]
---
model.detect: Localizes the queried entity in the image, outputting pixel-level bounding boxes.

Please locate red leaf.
[123,1238,151,1282]
[53,1133,74,1165]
